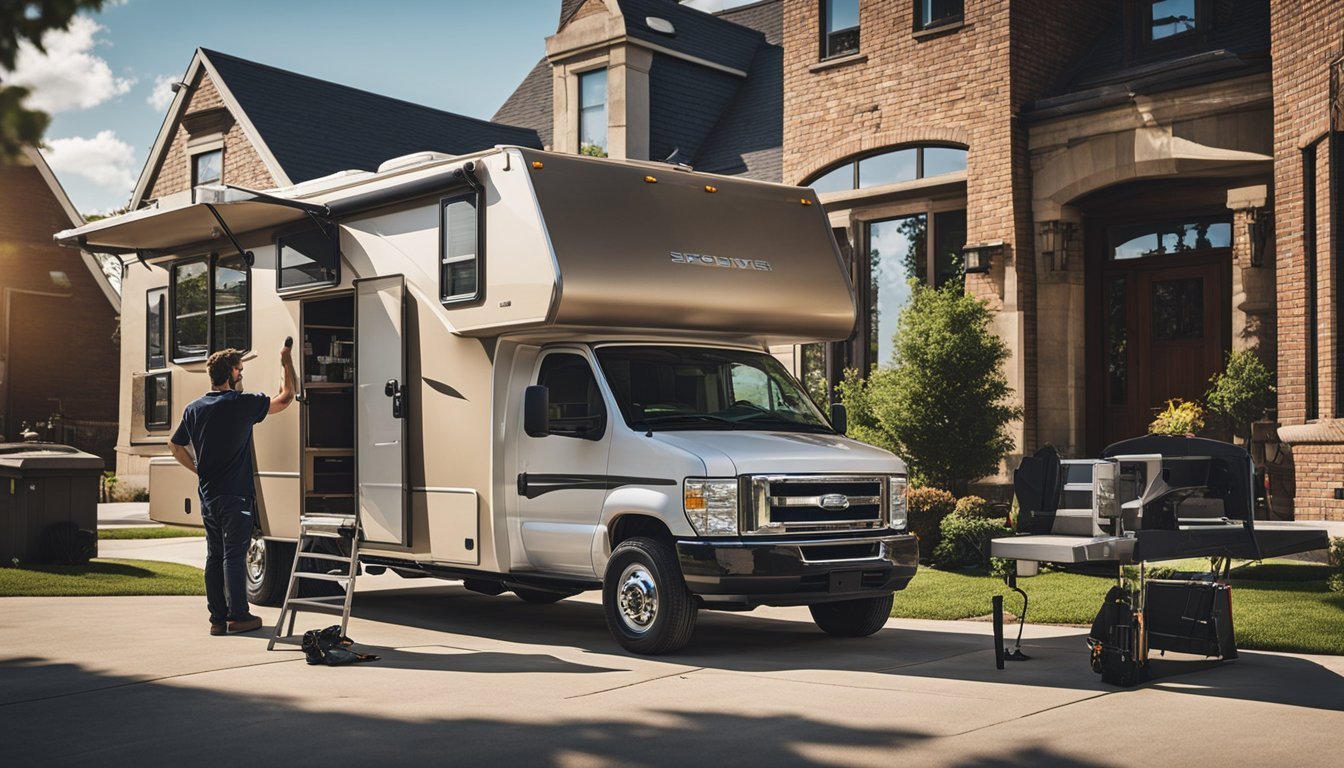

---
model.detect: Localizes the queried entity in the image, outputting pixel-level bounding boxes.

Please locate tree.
[839,283,1021,495]
[1204,348,1275,445]
[0,0,106,162]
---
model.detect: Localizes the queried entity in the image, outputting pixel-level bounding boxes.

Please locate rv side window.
[277,221,339,292]
[537,353,606,439]
[171,254,251,362]
[440,192,480,304]
[145,372,171,430]
[146,288,166,369]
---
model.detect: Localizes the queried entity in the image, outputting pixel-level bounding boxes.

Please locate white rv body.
[60,147,918,653]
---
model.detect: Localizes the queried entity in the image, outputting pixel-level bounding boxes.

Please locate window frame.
[144,372,172,430]
[275,219,341,294]
[819,0,861,60]
[191,147,223,189]
[439,190,484,306]
[913,0,963,33]
[803,144,968,194]
[1137,0,1205,54]
[169,253,252,364]
[535,350,607,440]
[146,287,166,370]
[577,68,609,156]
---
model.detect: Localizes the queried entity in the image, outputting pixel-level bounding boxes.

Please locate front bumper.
[676,531,919,608]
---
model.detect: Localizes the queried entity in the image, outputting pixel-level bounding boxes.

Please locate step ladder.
[267,514,361,650]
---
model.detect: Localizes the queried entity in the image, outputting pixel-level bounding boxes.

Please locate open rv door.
[356,275,408,546]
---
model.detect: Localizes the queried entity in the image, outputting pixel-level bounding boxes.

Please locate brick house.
[0,147,120,465]
[498,1,1320,514]
[112,48,540,484]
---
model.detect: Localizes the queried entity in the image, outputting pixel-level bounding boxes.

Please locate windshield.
[594,346,833,433]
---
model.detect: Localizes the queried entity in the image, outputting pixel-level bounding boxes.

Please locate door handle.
[385,378,405,419]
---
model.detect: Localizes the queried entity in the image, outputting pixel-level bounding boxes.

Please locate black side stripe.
[517,473,677,499]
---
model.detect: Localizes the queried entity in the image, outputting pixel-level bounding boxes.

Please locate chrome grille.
[745,475,891,534]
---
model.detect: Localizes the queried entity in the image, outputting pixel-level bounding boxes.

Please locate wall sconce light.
[962,241,1003,274]
[1038,219,1077,272]
[1246,208,1270,268]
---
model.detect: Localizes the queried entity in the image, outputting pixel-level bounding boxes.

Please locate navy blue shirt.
[171,390,271,500]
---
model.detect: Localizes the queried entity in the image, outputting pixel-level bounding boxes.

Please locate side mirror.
[830,403,847,435]
[524,385,550,438]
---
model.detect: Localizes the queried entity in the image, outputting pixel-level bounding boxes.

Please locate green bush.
[953,495,1001,521]
[1328,537,1344,570]
[1328,573,1344,594]
[1204,348,1275,443]
[906,487,956,561]
[1149,398,1205,436]
[931,513,1012,570]
[837,284,1021,494]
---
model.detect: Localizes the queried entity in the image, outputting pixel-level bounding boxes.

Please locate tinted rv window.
[277,221,339,291]
[172,260,209,360]
[171,254,251,362]
[213,254,249,352]
[145,372,171,430]
[440,193,480,304]
[146,288,166,369]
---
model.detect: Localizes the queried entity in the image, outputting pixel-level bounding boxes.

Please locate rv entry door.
[355,275,408,546]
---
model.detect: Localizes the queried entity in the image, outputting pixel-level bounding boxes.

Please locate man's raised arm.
[268,338,298,415]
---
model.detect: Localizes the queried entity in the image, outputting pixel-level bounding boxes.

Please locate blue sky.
[11,0,740,215]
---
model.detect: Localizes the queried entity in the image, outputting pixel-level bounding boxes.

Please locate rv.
[58,147,918,653]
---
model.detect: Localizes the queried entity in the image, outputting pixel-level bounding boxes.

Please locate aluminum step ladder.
[267,513,361,650]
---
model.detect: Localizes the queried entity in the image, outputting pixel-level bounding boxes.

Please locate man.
[169,342,296,635]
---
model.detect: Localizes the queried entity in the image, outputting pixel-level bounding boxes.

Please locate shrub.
[931,513,1012,570]
[1328,537,1344,570]
[1329,573,1344,594]
[837,284,1021,495]
[1149,398,1205,436]
[953,495,1000,521]
[906,487,956,561]
[1204,349,1275,444]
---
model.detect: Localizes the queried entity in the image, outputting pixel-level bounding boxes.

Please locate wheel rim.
[616,562,659,634]
[245,533,265,586]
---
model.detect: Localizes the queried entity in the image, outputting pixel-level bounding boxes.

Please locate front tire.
[809,593,894,637]
[245,531,293,606]
[602,537,697,654]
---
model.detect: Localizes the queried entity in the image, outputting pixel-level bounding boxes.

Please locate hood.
[649,430,905,477]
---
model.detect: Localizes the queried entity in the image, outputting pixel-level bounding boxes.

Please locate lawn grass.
[0,559,204,597]
[98,525,205,540]
[894,560,1344,655]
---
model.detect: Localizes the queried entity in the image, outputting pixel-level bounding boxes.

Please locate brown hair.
[206,349,244,386]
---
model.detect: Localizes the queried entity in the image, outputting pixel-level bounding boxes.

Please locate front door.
[355,275,407,546]
[1100,258,1228,448]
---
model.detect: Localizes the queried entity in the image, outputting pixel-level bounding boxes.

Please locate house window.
[145,373,172,430]
[821,0,860,59]
[579,69,608,157]
[277,221,340,291]
[1107,217,1232,261]
[914,0,963,32]
[805,145,967,195]
[1305,144,1318,420]
[864,209,966,368]
[146,288,166,369]
[171,254,251,362]
[193,149,222,188]
[1147,0,1197,42]
[440,192,481,304]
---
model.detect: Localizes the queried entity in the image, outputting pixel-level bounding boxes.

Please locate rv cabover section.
[58,147,913,655]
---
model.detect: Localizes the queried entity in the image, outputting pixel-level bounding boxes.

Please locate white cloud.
[3,16,134,113]
[43,131,138,193]
[148,75,177,111]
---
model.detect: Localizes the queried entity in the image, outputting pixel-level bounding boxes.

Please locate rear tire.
[245,531,292,606]
[513,587,578,604]
[809,593,894,637]
[602,536,697,654]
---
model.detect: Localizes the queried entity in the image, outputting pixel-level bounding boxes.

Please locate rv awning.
[54,189,315,254]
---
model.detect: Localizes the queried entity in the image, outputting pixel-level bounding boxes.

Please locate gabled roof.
[20,146,120,311]
[134,49,542,206]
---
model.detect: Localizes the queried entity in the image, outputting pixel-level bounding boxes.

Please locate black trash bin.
[0,443,104,565]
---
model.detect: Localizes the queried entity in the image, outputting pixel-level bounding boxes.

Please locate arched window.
[805,145,967,195]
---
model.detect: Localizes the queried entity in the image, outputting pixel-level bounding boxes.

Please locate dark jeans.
[201,494,256,623]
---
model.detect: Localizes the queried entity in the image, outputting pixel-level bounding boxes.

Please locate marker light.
[800,198,813,206]
[704,185,718,193]
[531,161,544,169]
[644,175,658,183]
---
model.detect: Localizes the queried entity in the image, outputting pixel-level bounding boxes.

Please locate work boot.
[227,614,264,633]
[210,622,226,636]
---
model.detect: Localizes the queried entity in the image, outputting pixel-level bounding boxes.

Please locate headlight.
[684,478,739,536]
[889,476,908,530]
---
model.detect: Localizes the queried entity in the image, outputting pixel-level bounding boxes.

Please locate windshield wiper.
[636,413,736,430]
[727,414,835,433]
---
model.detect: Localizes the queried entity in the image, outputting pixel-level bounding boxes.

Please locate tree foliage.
[1203,348,1275,443]
[838,284,1021,495]
[0,0,106,162]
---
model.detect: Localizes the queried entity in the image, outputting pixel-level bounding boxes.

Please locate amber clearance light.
[531,161,544,169]
[644,175,658,184]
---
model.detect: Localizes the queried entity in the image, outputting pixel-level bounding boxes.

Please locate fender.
[591,484,693,576]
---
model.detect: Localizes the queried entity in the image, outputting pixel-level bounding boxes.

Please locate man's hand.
[269,338,299,415]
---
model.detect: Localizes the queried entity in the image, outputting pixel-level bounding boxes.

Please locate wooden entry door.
[1100,259,1228,448]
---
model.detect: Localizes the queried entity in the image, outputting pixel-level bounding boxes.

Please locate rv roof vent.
[377,151,455,174]
[646,16,675,35]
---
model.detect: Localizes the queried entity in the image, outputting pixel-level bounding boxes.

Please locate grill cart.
[992,436,1329,686]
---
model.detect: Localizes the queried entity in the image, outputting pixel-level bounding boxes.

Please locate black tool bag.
[1088,586,1147,687]
[301,625,380,666]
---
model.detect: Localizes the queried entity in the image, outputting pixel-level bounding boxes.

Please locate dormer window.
[1146,0,1198,43]
[578,69,608,157]
[193,148,222,187]
[821,0,860,59]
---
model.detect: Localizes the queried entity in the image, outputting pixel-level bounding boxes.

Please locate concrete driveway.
[4,567,1343,767]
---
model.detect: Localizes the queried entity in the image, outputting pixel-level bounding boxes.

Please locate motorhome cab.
[59,147,918,653]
